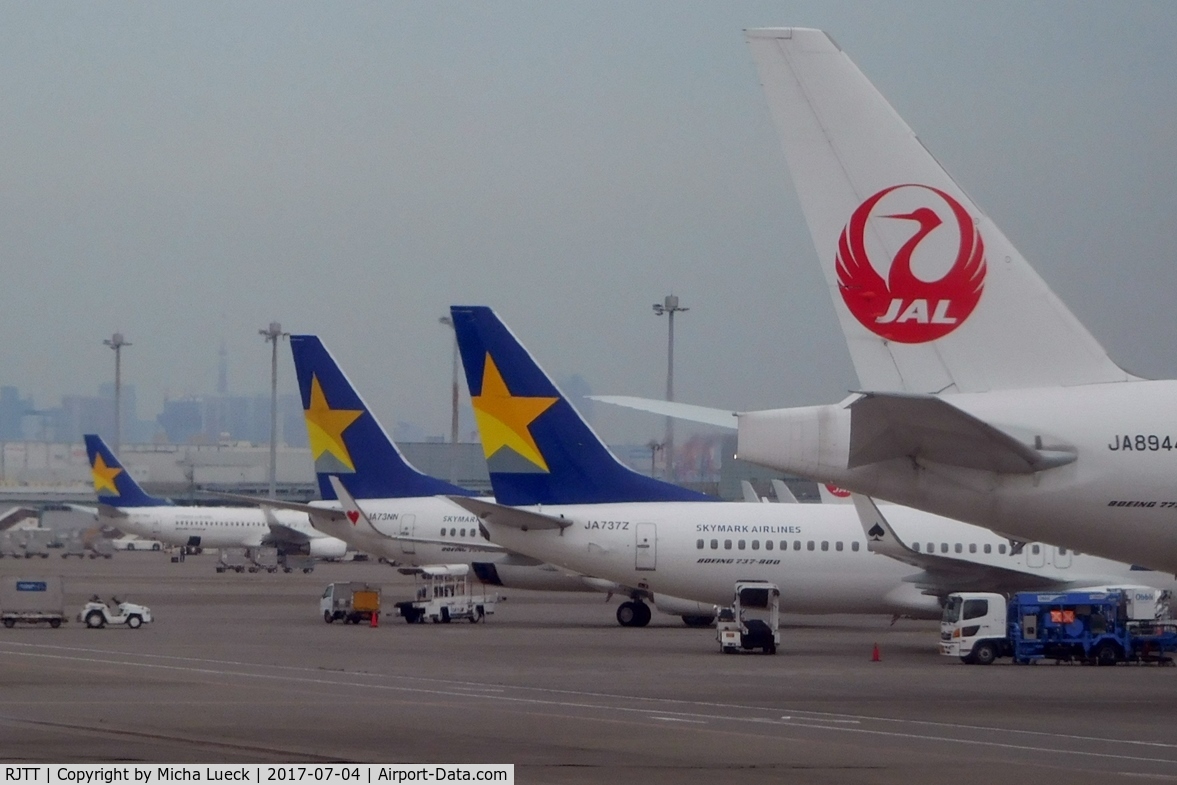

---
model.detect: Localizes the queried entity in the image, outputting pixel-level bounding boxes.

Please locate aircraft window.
[795,540,802,551]
[998,544,1007,554]
[807,541,815,551]
[835,541,843,552]
[940,543,948,554]
[927,543,933,553]
[820,541,829,551]
[984,544,992,554]
[724,540,732,550]
[1031,544,1041,555]
[912,542,920,553]
[440,528,445,536]
[451,528,457,537]
[765,540,773,551]
[751,540,760,550]
[851,541,860,552]
[969,543,977,554]
[1059,547,1068,555]
[954,543,962,554]
[711,539,718,550]
[696,539,704,549]
[737,540,746,550]
[460,529,466,537]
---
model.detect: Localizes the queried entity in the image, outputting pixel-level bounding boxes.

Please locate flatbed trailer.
[1,577,66,628]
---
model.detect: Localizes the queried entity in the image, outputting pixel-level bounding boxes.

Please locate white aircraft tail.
[745,28,1133,393]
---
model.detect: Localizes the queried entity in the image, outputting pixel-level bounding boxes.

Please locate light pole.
[439,316,460,483]
[652,295,687,482]
[103,332,131,456]
[259,322,289,498]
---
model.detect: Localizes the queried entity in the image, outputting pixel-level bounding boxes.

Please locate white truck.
[716,580,780,654]
[321,582,382,624]
[394,565,498,624]
[1,577,67,628]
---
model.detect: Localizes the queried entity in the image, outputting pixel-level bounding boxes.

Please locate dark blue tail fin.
[289,335,475,500]
[83,434,173,507]
[449,306,712,505]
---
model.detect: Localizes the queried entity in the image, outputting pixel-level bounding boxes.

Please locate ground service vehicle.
[942,589,1177,665]
[1,577,66,628]
[321,582,381,624]
[216,548,248,573]
[394,565,497,624]
[716,581,780,654]
[79,596,153,629]
[250,547,279,573]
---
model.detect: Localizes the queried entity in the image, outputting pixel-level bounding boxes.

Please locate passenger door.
[635,523,656,571]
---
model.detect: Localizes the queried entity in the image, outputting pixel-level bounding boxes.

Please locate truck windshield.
[942,596,963,624]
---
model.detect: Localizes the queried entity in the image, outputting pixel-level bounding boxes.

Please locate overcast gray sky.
[3,2,1176,444]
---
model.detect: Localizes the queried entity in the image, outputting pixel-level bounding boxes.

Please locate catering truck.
[1,577,66,628]
[942,588,1177,665]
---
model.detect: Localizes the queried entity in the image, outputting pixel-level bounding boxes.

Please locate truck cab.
[941,592,1008,664]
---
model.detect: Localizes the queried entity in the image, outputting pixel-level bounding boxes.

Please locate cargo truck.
[1,577,66,628]
[394,565,497,624]
[321,582,382,624]
[942,588,1177,665]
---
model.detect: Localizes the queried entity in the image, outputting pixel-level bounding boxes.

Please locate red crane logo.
[836,184,986,343]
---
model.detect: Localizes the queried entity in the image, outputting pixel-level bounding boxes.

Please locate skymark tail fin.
[745,28,1132,394]
[83,434,172,508]
[449,306,711,506]
[289,335,475,500]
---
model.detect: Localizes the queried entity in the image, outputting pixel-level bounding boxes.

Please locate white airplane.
[608,28,1177,575]
[443,306,1177,617]
[220,334,718,626]
[83,434,348,559]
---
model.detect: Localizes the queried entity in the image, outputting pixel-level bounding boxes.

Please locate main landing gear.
[616,600,651,627]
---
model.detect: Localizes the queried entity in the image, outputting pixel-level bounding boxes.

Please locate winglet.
[851,494,919,565]
[83,434,172,508]
[449,306,712,505]
[290,335,476,501]
[771,480,798,504]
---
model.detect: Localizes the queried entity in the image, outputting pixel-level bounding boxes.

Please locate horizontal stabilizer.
[848,392,1076,474]
[207,491,350,525]
[0,506,39,530]
[589,396,737,429]
[96,503,128,519]
[446,496,571,531]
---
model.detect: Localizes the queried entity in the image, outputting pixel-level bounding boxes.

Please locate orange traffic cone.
[871,643,881,662]
[370,611,379,628]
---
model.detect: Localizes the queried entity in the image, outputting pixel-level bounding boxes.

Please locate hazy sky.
[3,2,1176,444]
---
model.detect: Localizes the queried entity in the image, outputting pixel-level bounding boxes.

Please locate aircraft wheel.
[632,602,652,627]
[616,601,638,627]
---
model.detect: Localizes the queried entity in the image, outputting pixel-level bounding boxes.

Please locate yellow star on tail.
[91,454,123,496]
[471,354,558,471]
[303,376,363,471]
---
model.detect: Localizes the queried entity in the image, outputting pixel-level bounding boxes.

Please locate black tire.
[681,615,715,628]
[49,618,61,629]
[324,611,334,624]
[1095,642,1120,666]
[126,615,142,629]
[85,611,105,629]
[632,602,652,628]
[152,544,161,551]
[126,543,135,551]
[616,601,638,627]
[971,641,998,666]
[440,608,451,624]
[3,619,15,628]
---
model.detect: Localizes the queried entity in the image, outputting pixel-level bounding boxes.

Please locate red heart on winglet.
[346,510,359,525]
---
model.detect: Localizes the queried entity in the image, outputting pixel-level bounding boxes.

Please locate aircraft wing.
[588,396,738,429]
[446,496,571,531]
[848,392,1076,474]
[0,506,40,530]
[95,503,127,519]
[851,494,1064,595]
[264,521,313,546]
[205,491,350,525]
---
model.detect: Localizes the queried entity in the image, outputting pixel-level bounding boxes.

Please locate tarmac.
[0,552,1175,784]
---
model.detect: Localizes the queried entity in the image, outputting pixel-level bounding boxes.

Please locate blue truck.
[941,588,1177,665]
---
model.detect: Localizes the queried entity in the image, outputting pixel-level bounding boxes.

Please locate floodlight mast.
[103,333,131,456]
[652,295,688,482]
[260,322,289,498]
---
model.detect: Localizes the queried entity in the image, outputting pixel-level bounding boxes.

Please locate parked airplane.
[82,434,348,558]
[225,334,717,624]
[676,27,1177,574]
[444,306,1176,619]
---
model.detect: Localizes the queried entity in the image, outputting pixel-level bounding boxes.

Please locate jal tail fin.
[449,306,712,505]
[289,335,475,500]
[745,28,1132,393]
[83,434,172,508]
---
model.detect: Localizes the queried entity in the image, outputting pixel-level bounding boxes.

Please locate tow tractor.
[716,580,780,654]
[394,565,498,624]
[78,595,153,629]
